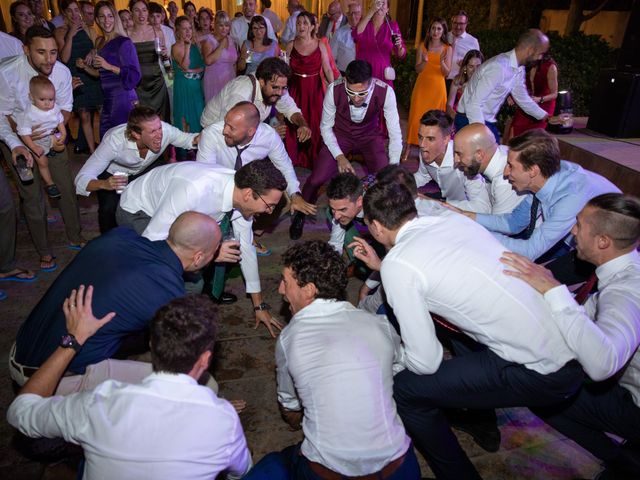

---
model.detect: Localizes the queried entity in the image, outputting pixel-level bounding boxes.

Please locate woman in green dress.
[171,15,204,152]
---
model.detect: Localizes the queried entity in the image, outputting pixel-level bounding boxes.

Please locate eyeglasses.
[255,191,277,213]
[344,84,369,98]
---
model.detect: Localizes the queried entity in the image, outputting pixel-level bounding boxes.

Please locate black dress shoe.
[289,212,305,240]
[447,409,501,453]
[211,291,237,305]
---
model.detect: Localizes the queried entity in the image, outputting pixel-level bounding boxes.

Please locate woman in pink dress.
[284,11,335,169]
[353,0,405,88]
[201,11,237,102]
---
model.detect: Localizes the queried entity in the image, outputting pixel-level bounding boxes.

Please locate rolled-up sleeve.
[275,91,302,121]
[75,137,117,196]
[164,123,197,150]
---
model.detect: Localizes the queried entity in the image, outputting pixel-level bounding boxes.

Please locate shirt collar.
[292,298,347,321]
[508,49,519,70]
[394,216,419,245]
[429,140,454,168]
[252,74,265,106]
[483,146,504,181]
[534,166,563,204]
[595,250,640,288]
[143,371,198,385]
[221,174,235,213]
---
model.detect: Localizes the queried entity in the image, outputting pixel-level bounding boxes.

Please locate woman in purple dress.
[353,0,405,88]
[201,10,237,102]
[90,1,141,137]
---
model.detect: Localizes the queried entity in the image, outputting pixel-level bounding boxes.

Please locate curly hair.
[150,295,219,374]
[255,57,292,82]
[282,240,347,301]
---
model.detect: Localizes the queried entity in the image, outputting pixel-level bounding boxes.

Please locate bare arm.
[318,40,334,84]
[55,25,79,64]
[172,41,191,71]
[356,1,379,35]
[415,45,427,74]
[202,36,227,66]
[446,81,460,118]
[439,45,452,77]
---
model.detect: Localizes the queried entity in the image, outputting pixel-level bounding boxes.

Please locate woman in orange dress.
[403,17,452,161]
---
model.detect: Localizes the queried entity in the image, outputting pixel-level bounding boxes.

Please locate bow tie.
[349,101,368,108]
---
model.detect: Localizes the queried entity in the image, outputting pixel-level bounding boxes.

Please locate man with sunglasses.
[117,160,288,337]
[290,60,401,239]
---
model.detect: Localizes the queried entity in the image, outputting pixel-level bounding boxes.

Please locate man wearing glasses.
[446,10,480,90]
[117,160,288,337]
[290,60,402,239]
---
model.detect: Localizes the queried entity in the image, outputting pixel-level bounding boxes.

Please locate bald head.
[453,123,498,177]
[328,0,341,17]
[168,212,221,271]
[515,28,549,66]
[223,102,261,147]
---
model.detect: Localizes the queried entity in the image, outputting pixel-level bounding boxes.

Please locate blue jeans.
[244,443,421,480]
[454,113,501,144]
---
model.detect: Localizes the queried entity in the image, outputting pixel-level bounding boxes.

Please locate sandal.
[40,255,58,272]
[253,240,272,257]
[45,184,62,199]
[0,268,37,283]
[68,242,87,251]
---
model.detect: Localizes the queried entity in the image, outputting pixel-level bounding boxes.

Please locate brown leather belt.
[307,452,406,480]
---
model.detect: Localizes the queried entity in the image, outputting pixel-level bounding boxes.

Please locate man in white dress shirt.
[281,0,303,44]
[413,110,489,211]
[243,240,420,480]
[456,29,550,142]
[351,181,583,479]
[446,11,480,89]
[0,26,83,270]
[452,123,525,214]
[231,0,276,49]
[118,160,287,337]
[75,105,199,233]
[197,102,315,216]
[501,193,640,480]
[200,57,310,141]
[8,291,252,479]
[330,2,361,73]
[0,31,24,59]
[318,0,347,40]
[260,0,283,34]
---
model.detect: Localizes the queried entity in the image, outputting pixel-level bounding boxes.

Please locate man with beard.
[200,57,310,144]
[452,123,524,214]
[455,29,550,142]
[74,105,199,233]
[0,26,83,271]
[197,102,316,216]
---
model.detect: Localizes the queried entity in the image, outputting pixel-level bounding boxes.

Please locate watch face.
[61,334,75,347]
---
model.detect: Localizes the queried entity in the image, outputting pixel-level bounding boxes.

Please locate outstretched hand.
[347,236,382,272]
[500,251,560,294]
[254,310,284,338]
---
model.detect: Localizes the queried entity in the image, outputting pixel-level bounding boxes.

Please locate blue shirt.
[476,161,620,260]
[15,227,185,373]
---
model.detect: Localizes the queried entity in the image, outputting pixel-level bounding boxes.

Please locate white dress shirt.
[329,24,356,72]
[262,8,283,33]
[74,122,197,196]
[543,250,640,406]
[160,24,176,50]
[457,49,547,124]
[276,299,410,476]
[414,140,489,209]
[446,31,480,80]
[119,163,260,293]
[281,12,301,44]
[200,75,301,128]
[453,145,525,214]
[0,55,73,151]
[0,32,24,59]
[320,78,402,164]
[7,372,251,480]
[230,15,276,50]
[381,215,575,376]
[196,121,300,197]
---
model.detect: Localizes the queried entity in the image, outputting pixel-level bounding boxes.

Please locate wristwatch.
[254,302,271,312]
[60,333,82,353]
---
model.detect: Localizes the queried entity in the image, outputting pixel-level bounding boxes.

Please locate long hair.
[453,49,484,86]
[424,17,450,50]
[95,1,127,39]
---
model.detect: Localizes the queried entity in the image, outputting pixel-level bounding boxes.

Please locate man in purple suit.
[290,60,402,239]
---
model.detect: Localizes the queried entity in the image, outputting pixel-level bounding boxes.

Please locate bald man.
[10,212,221,395]
[452,123,525,214]
[455,29,551,142]
[197,101,315,216]
[318,0,347,40]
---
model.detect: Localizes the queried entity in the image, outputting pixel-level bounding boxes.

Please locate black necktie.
[349,101,368,108]
[234,145,249,171]
[523,195,540,239]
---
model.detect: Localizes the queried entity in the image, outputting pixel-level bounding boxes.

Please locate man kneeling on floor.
[7,291,252,479]
[244,240,420,480]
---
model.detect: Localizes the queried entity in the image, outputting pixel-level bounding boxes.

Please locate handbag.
[378,15,397,81]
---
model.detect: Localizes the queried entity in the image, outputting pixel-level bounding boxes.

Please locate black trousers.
[535,381,640,476]
[393,349,583,479]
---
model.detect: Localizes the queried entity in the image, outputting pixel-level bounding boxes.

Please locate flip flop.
[40,256,58,272]
[0,268,37,283]
[67,242,86,251]
[0,290,6,301]
[253,240,272,257]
